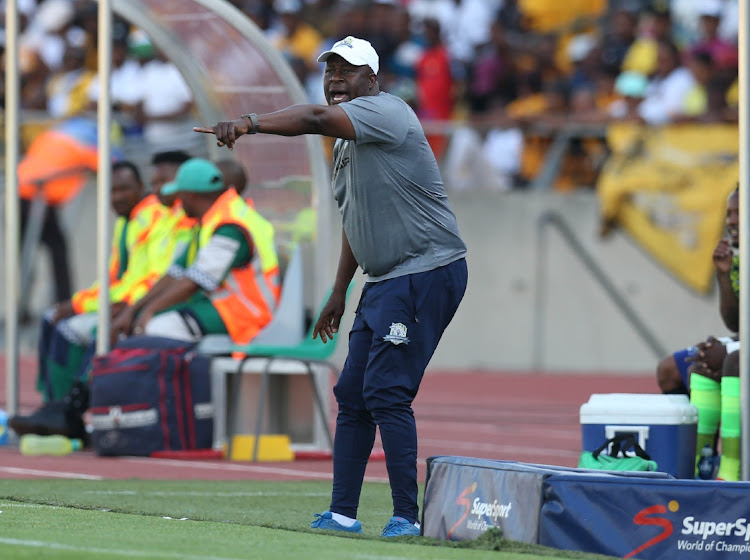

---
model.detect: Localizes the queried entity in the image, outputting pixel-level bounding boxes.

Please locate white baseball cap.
[317,36,379,75]
[698,0,723,18]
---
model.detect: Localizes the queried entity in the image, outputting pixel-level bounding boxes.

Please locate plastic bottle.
[19,434,82,456]
[697,444,715,480]
[0,409,8,445]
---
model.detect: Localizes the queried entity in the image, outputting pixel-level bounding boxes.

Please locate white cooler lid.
[580,393,698,425]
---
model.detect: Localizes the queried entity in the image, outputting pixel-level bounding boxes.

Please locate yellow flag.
[596,123,738,294]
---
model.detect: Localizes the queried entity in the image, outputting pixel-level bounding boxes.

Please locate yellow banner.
[597,123,738,294]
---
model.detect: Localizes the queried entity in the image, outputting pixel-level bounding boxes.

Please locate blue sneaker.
[381,516,421,537]
[310,511,362,533]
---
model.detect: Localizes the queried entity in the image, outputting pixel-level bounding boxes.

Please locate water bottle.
[19,434,83,456]
[0,409,8,445]
[697,444,715,480]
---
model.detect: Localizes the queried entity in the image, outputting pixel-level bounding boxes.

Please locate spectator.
[299,0,340,41]
[441,0,499,81]
[677,51,715,122]
[111,158,281,347]
[608,70,648,121]
[45,43,96,119]
[19,0,76,74]
[365,0,399,73]
[599,6,637,74]
[637,40,695,126]
[135,48,197,152]
[17,117,105,316]
[466,17,515,114]
[271,0,324,77]
[241,0,276,33]
[415,17,454,159]
[496,0,526,36]
[566,33,600,94]
[87,38,144,135]
[407,0,455,39]
[688,0,737,72]
[621,6,671,77]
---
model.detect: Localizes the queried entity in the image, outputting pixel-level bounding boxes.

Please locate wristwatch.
[241,113,260,134]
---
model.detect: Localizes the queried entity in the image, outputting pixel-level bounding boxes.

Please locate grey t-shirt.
[334,92,467,282]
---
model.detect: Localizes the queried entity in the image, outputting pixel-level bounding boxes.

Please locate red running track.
[0,356,658,481]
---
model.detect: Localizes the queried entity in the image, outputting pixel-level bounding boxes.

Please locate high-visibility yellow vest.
[126,202,198,303]
[71,194,166,313]
[190,189,280,345]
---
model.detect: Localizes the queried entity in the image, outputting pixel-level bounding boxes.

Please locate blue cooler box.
[580,393,697,479]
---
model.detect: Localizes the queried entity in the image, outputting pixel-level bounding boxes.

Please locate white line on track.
[124,457,390,483]
[0,466,103,480]
[83,491,331,497]
[0,538,247,560]
[419,438,581,458]
[420,421,580,439]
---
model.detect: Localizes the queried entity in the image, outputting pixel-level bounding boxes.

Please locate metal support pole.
[96,0,113,356]
[4,0,21,422]
[738,0,749,482]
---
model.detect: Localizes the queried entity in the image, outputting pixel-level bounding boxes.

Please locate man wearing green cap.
[111,158,280,345]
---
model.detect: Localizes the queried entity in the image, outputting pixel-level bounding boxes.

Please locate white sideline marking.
[0,503,62,509]
[0,466,103,480]
[0,538,246,560]
[355,556,412,560]
[84,490,331,497]
[125,457,390,483]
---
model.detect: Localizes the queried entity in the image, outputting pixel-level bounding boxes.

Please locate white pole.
[4,0,20,422]
[739,0,749,482]
[96,0,113,355]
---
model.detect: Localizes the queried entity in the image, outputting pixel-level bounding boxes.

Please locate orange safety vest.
[70,194,166,313]
[192,189,280,345]
[18,129,99,205]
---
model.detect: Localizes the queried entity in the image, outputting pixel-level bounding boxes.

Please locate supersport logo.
[446,482,477,539]
[624,500,679,559]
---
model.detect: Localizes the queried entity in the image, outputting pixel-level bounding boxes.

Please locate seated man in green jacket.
[111,158,281,346]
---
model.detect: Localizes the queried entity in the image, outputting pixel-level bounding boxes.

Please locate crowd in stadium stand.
[1,0,740,189]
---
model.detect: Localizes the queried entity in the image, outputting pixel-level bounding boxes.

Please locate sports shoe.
[310,511,362,533]
[9,401,70,437]
[381,516,421,537]
[8,395,88,445]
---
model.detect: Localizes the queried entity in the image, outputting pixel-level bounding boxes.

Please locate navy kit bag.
[89,336,213,456]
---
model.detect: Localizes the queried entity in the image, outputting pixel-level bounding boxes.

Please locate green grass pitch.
[0,479,616,559]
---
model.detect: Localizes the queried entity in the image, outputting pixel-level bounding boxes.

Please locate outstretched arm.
[194,104,356,150]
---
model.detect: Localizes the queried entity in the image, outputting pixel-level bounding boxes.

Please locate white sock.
[331,512,358,527]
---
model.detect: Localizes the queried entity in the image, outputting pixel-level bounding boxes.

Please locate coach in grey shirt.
[333,90,466,281]
[196,35,468,538]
